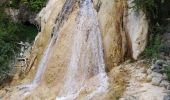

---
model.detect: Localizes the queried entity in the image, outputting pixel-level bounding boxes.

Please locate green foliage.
[9,0,21,8]
[7,0,47,12]
[142,22,165,59]
[29,0,47,12]
[143,34,164,59]
[164,66,170,81]
[0,21,19,82]
[132,0,170,59]
[16,23,38,41]
[0,5,38,83]
[131,0,156,14]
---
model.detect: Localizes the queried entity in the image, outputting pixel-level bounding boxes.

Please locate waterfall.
[56,0,108,99]
[32,37,53,85]
[7,0,109,99]
[0,0,151,99]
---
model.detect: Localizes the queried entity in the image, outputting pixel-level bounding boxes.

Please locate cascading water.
[10,0,76,98]
[0,0,150,99]
[11,24,60,100]
[56,0,108,99]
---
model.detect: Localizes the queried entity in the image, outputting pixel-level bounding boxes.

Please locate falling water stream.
[56,0,108,99]
[14,28,60,99]
[8,0,108,99]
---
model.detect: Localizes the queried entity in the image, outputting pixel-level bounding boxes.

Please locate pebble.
[151,72,163,78]
[160,80,169,88]
[167,85,170,90]
[147,68,152,74]
[146,75,152,82]
[151,77,162,86]
[164,95,170,100]
[156,60,166,66]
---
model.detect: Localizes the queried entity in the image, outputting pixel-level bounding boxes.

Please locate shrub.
[0,4,38,84]
[7,0,47,12]
[132,0,170,59]
[143,34,164,59]
[29,0,47,12]
[165,69,170,81]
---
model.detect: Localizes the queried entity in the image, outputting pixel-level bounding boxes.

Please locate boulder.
[156,60,166,66]
[146,75,152,82]
[167,85,170,90]
[147,68,152,74]
[163,73,168,80]
[151,77,162,86]
[167,60,170,66]
[151,72,163,78]
[160,80,169,88]
[164,95,170,100]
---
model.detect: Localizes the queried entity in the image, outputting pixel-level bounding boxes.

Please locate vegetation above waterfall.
[132,0,170,59]
[9,0,47,12]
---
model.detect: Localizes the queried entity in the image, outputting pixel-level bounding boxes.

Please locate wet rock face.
[29,0,149,72]
[96,0,148,70]
[97,0,127,70]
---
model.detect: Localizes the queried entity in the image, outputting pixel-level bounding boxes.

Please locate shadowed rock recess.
[0,0,150,100]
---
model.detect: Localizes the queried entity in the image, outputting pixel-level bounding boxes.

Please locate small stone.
[21,46,24,52]
[151,65,155,70]
[165,56,170,60]
[167,60,170,66]
[163,73,168,80]
[156,60,166,66]
[151,63,162,73]
[164,95,170,100]
[20,52,23,57]
[163,64,169,68]
[147,68,152,74]
[146,75,152,82]
[140,68,145,73]
[167,85,170,90]
[151,72,162,78]
[152,68,162,73]
[152,77,162,86]
[166,90,170,94]
[160,80,169,88]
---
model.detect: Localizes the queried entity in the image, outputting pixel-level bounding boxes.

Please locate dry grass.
[105,66,129,100]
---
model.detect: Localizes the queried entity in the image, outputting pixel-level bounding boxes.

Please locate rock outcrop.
[30,0,148,72]
[4,4,37,24]
[0,0,149,99]
[146,59,170,100]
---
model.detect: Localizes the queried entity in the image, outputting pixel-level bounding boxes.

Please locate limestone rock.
[5,8,19,22]
[160,80,169,88]
[156,60,166,66]
[147,68,152,74]
[163,73,168,80]
[151,77,162,86]
[164,95,170,100]
[167,85,170,90]
[146,75,152,82]
[126,0,148,59]
[151,72,163,78]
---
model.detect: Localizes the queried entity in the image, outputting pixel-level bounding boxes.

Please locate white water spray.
[56,0,108,99]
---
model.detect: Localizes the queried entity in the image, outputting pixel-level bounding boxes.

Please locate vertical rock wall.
[28,0,148,77]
